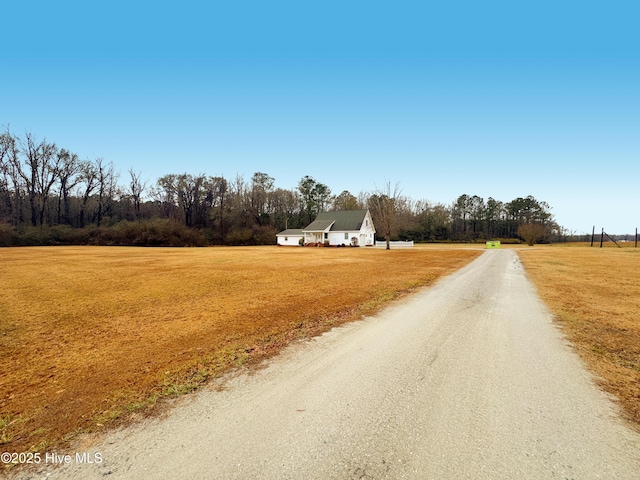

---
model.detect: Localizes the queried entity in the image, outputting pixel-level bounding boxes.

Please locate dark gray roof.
[303,210,368,232]
[302,219,335,232]
[276,229,304,236]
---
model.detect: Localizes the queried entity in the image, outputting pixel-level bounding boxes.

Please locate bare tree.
[128,168,147,220]
[368,181,402,250]
[174,174,207,227]
[208,176,228,238]
[77,160,98,227]
[56,149,81,225]
[94,158,117,226]
[517,222,547,246]
[153,174,180,221]
[250,172,275,224]
[269,187,300,230]
[9,133,59,226]
[0,129,18,223]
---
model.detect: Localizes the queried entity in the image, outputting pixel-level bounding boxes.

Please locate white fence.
[375,240,414,248]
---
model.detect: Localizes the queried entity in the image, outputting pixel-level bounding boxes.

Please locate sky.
[1,1,638,235]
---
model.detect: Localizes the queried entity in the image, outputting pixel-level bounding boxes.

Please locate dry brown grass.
[518,243,640,428]
[0,245,480,455]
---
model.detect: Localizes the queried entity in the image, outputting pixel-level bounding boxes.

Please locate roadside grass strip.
[518,243,640,429]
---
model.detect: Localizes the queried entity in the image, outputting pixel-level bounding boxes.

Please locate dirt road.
[21,250,640,479]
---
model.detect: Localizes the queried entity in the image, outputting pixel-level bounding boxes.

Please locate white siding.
[327,232,356,246]
[360,210,376,246]
[276,235,303,246]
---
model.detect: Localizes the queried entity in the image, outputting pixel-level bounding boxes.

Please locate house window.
[284,237,288,241]
[324,233,328,240]
[344,233,348,240]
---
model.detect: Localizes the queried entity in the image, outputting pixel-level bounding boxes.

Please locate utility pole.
[590,225,595,247]
[600,228,604,248]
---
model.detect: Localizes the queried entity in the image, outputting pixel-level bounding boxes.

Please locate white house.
[275,229,304,246]
[301,209,376,246]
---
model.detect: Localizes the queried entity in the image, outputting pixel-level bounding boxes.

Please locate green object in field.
[486,241,501,249]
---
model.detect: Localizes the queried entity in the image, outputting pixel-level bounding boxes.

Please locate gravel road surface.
[20,249,640,479]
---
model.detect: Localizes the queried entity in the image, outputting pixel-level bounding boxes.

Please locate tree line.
[0,128,563,246]
[397,193,562,245]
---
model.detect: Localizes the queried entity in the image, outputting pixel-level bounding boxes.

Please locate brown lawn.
[0,245,480,455]
[518,243,640,429]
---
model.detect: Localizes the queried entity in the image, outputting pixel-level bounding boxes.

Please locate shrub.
[517,223,547,246]
[15,226,54,246]
[89,219,206,247]
[225,228,253,245]
[48,225,90,245]
[252,226,278,245]
[0,223,17,246]
[2,220,208,247]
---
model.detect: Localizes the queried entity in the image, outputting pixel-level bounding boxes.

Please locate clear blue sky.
[2,1,638,234]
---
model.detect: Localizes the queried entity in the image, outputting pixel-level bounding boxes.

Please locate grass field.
[0,245,481,455]
[518,243,640,429]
